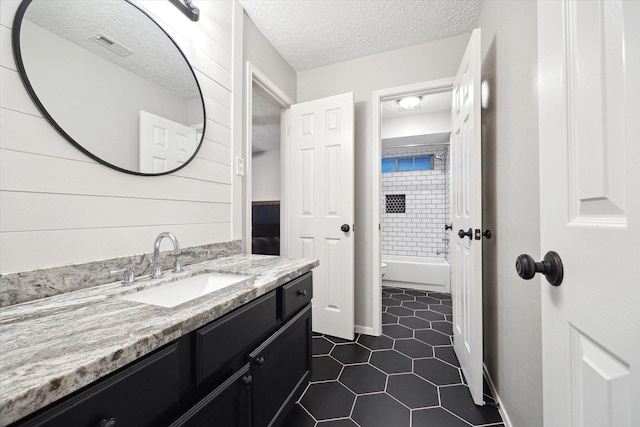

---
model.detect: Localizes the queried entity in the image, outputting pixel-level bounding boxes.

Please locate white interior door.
[537,1,640,425]
[450,28,484,405]
[139,110,197,173]
[288,92,355,340]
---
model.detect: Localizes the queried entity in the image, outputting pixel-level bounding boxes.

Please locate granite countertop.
[0,254,318,426]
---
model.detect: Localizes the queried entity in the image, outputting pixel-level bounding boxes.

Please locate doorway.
[250,83,282,255]
[245,63,293,256]
[371,78,454,336]
[379,91,452,294]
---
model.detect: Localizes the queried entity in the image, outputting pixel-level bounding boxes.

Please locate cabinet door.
[14,344,180,427]
[250,304,312,427]
[196,291,277,385]
[169,364,252,427]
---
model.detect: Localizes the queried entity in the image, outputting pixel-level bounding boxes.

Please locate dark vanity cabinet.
[250,305,311,427]
[12,273,313,427]
[169,364,252,427]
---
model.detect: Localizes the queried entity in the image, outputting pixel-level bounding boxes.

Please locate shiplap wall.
[0,1,236,274]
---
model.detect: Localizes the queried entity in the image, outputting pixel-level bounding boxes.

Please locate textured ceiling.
[24,0,200,99]
[239,0,481,71]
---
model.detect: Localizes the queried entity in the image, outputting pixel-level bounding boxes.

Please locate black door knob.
[296,289,307,297]
[516,251,563,286]
[445,224,453,231]
[256,356,265,367]
[458,228,472,240]
[341,224,350,232]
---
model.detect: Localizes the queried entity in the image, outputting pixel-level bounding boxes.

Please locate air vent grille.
[90,33,134,57]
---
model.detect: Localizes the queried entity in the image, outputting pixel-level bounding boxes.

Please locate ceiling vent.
[89,33,133,57]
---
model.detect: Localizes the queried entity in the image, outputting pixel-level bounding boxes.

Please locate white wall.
[252,149,281,201]
[0,0,235,274]
[241,11,296,249]
[476,1,542,426]
[297,33,469,330]
[242,13,296,102]
[381,110,450,139]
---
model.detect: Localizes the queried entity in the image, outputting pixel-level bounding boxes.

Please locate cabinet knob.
[296,289,307,297]
[97,418,117,427]
[241,375,252,386]
[256,356,265,367]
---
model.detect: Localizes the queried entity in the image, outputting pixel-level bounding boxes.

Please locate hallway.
[283,287,504,427]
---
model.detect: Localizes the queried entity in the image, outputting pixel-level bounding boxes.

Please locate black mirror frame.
[11,0,207,176]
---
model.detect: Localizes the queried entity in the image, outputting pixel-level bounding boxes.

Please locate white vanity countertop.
[0,255,319,426]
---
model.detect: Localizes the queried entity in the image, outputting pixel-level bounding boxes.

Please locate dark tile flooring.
[282,287,504,427]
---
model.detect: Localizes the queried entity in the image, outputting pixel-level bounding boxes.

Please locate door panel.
[538,1,640,425]
[450,28,483,406]
[139,110,197,173]
[288,92,354,340]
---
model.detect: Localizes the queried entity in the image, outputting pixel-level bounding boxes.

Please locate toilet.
[381,262,387,278]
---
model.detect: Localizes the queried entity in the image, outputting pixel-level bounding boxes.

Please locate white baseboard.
[483,364,514,427]
[354,324,378,337]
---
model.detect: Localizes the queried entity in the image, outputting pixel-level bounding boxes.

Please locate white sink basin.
[120,273,251,308]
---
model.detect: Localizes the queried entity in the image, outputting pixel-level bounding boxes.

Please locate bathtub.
[382,255,450,293]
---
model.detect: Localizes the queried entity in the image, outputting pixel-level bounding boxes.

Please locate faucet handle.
[173,256,192,273]
[110,265,135,285]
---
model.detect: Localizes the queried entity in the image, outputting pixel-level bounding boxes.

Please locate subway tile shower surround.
[382,145,450,258]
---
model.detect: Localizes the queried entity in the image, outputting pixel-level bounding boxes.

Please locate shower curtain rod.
[382,142,450,149]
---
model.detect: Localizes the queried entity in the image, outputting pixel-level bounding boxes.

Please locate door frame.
[245,62,294,255]
[371,77,454,335]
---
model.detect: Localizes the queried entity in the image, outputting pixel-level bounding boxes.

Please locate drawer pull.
[296,289,307,297]
[241,375,252,386]
[256,356,265,367]
[97,418,117,427]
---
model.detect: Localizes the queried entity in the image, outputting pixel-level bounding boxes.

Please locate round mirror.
[12,0,206,175]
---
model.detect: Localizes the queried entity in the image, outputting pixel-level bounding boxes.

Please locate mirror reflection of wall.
[15,0,204,174]
[251,83,282,255]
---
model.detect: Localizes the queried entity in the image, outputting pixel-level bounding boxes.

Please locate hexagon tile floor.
[282,287,504,427]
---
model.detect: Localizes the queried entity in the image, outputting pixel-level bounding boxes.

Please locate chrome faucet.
[151,232,181,278]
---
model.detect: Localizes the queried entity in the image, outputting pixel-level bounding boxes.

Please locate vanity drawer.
[280,272,313,320]
[15,343,180,427]
[196,291,276,384]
